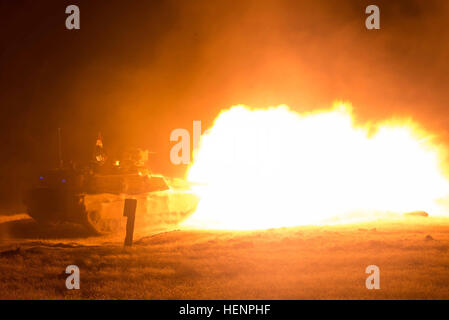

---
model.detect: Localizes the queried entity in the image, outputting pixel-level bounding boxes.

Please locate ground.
[1,214,449,299]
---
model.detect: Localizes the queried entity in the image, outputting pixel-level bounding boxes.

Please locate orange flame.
[184,103,449,230]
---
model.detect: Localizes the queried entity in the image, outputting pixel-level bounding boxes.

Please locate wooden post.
[123,199,137,246]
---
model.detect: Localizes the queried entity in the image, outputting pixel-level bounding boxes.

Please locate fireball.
[184,103,449,230]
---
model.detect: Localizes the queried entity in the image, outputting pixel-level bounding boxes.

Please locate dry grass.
[1,216,449,299]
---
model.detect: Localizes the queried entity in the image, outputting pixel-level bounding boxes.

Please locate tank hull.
[83,190,199,233]
[24,187,199,234]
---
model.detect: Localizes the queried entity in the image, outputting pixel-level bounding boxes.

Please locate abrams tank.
[23,133,199,234]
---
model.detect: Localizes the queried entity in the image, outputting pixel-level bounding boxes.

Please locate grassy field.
[1,214,449,299]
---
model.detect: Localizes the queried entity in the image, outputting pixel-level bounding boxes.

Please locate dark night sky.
[1,0,449,209]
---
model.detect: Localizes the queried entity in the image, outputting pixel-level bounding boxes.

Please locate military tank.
[23,133,199,234]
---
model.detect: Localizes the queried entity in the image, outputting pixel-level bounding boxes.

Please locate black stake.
[123,199,137,247]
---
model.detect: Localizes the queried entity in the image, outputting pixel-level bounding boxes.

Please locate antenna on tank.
[58,128,63,168]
